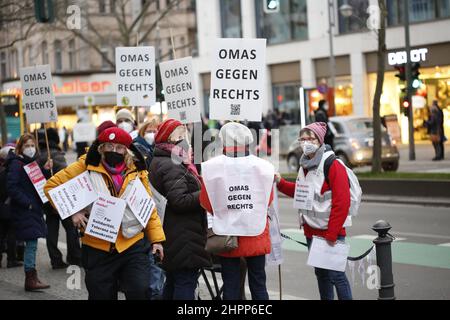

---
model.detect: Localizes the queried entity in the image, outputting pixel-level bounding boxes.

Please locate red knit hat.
[155,118,182,144]
[97,120,117,136]
[301,122,327,145]
[98,127,132,148]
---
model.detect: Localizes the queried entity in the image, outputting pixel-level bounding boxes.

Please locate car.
[286,116,400,172]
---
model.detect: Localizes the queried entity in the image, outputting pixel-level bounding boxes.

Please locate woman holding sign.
[5,133,53,291]
[275,122,353,300]
[44,127,165,300]
[149,119,211,300]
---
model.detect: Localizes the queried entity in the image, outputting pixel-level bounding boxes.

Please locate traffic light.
[264,0,280,13]
[411,62,421,92]
[401,98,410,117]
[34,0,55,23]
[394,64,406,81]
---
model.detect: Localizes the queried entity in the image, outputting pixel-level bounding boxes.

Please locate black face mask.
[104,152,125,167]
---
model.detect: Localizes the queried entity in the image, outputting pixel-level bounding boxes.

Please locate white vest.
[294,151,352,230]
[201,154,275,236]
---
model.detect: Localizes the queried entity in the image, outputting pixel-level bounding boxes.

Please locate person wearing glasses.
[274,122,352,300]
[44,127,165,300]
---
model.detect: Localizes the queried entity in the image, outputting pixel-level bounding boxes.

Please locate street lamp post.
[327,0,336,116]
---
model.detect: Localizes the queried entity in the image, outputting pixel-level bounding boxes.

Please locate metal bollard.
[372,220,396,300]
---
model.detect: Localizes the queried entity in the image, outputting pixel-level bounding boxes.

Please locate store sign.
[388,48,428,66]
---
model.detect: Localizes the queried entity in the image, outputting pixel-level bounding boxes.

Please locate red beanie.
[155,118,182,144]
[97,120,117,136]
[301,122,327,145]
[98,127,132,148]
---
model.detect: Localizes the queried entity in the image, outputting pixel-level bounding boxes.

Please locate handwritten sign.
[23,161,48,204]
[125,178,155,227]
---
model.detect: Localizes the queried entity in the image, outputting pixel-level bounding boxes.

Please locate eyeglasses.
[103,143,127,153]
[298,137,318,143]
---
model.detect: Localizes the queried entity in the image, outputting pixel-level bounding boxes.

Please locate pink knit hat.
[300,122,327,145]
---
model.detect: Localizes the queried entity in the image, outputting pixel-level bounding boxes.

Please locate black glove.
[85,139,101,166]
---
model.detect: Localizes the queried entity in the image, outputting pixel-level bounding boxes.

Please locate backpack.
[324,155,362,217]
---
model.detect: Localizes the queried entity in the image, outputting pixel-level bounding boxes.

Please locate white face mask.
[144,132,155,145]
[23,147,36,158]
[118,121,134,133]
[301,141,319,156]
[323,103,329,111]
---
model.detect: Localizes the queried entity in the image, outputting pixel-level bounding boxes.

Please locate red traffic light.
[403,100,410,108]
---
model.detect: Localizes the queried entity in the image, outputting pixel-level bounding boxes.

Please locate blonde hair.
[98,143,135,168]
[138,118,160,138]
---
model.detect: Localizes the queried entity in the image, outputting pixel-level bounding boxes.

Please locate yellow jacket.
[44,157,165,253]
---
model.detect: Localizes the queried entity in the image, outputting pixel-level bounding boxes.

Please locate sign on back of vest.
[202,155,274,236]
[160,57,200,124]
[209,38,266,121]
[116,46,155,107]
[20,65,58,124]
[48,171,98,220]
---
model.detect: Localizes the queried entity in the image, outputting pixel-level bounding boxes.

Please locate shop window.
[338,0,369,34]
[255,0,308,45]
[272,83,300,125]
[220,0,242,38]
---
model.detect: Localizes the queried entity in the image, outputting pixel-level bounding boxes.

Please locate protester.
[6,134,52,291]
[199,122,274,300]
[275,122,352,300]
[44,127,165,300]
[314,99,334,149]
[115,108,138,138]
[37,128,81,268]
[0,145,22,269]
[149,119,211,300]
[134,118,159,169]
[424,100,445,161]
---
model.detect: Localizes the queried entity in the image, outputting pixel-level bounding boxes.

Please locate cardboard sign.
[85,193,126,243]
[116,46,155,107]
[23,161,48,204]
[160,57,200,124]
[307,236,350,272]
[294,181,314,210]
[149,182,167,225]
[20,65,58,124]
[209,38,266,121]
[48,171,98,220]
[72,122,96,143]
[125,178,155,227]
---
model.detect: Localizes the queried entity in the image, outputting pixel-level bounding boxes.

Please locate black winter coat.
[149,146,211,272]
[5,153,49,241]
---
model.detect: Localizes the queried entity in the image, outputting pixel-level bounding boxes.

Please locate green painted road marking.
[281,229,450,270]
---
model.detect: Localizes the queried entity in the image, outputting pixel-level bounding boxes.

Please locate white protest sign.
[149,182,167,225]
[266,184,283,266]
[116,46,155,107]
[125,178,156,227]
[293,181,314,210]
[19,65,58,124]
[48,171,98,220]
[210,38,266,121]
[72,122,96,143]
[23,161,48,204]
[85,193,126,243]
[307,236,350,272]
[160,56,200,124]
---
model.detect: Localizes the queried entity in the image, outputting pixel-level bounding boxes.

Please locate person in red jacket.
[275,122,352,300]
[200,122,274,300]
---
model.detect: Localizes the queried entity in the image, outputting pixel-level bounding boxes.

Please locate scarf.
[299,144,325,171]
[101,160,127,193]
[157,142,200,180]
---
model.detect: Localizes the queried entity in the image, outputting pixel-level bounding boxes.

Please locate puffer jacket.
[6,152,49,241]
[148,146,211,272]
[44,146,165,253]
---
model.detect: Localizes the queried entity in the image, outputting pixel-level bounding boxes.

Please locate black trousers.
[82,238,151,300]
[0,219,16,262]
[45,212,81,265]
[432,141,445,159]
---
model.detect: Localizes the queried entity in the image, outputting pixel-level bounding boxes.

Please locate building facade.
[192,0,450,143]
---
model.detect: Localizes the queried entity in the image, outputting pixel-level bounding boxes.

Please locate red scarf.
[101,160,127,193]
[157,142,200,180]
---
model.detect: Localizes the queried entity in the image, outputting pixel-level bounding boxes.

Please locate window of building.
[272,83,301,125]
[68,39,77,70]
[110,0,116,13]
[54,40,62,72]
[41,41,49,64]
[255,0,308,45]
[99,0,107,13]
[100,47,110,70]
[220,0,242,38]
[0,51,7,79]
[338,0,369,34]
[27,45,34,66]
[10,49,18,78]
[387,0,450,25]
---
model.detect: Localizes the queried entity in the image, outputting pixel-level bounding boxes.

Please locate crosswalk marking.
[437,243,450,247]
